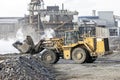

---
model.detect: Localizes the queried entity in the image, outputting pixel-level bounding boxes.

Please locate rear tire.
[86,56,97,63]
[72,47,87,64]
[41,50,59,64]
[83,48,97,63]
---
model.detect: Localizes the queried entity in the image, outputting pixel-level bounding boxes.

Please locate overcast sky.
[0,0,120,17]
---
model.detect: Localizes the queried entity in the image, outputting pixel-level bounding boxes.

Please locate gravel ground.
[1,52,120,80]
[0,55,55,80]
[54,52,120,80]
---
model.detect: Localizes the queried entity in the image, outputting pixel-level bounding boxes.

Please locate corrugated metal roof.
[0,17,23,23]
[79,16,99,19]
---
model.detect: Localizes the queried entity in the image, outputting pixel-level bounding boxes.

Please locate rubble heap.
[0,56,55,80]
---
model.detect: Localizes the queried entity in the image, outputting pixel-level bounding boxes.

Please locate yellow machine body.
[43,30,110,64]
[62,37,109,60]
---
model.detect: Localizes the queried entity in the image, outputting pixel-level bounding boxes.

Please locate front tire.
[41,50,59,64]
[72,47,87,64]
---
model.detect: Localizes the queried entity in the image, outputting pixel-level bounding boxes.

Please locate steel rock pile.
[0,55,55,80]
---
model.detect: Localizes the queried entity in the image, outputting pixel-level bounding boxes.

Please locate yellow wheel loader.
[13,30,110,64]
[40,30,110,64]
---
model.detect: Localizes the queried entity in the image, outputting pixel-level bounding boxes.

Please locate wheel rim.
[46,55,52,61]
[44,53,53,62]
[72,48,86,64]
[41,50,58,64]
[76,52,82,60]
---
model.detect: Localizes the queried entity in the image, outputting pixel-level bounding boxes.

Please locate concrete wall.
[49,15,73,22]
[0,17,22,39]
[98,11,115,27]
[96,27,109,38]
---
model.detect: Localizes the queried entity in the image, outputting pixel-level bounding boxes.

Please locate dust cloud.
[0,26,56,54]
[0,39,19,54]
[0,28,24,54]
[40,28,55,39]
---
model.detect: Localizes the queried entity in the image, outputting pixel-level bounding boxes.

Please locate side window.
[65,31,78,45]
[109,29,118,36]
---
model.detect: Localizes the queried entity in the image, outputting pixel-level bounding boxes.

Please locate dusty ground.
[54,52,120,80]
[1,52,120,80]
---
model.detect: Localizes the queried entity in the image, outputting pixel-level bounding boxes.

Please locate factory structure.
[0,0,78,39]
[0,17,21,39]
[27,0,78,37]
[78,11,120,37]
[0,0,120,39]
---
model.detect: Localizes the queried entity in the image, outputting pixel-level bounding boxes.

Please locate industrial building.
[0,0,78,39]
[0,0,120,40]
[27,0,78,37]
[0,17,22,39]
[78,11,120,37]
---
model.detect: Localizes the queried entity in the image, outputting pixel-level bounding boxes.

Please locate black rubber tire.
[54,53,60,64]
[41,50,59,64]
[72,47,87,64]
[86,56,97,63]
[83,48,97,63]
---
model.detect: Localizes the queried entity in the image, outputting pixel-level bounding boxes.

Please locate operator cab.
[64,30,82,45]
